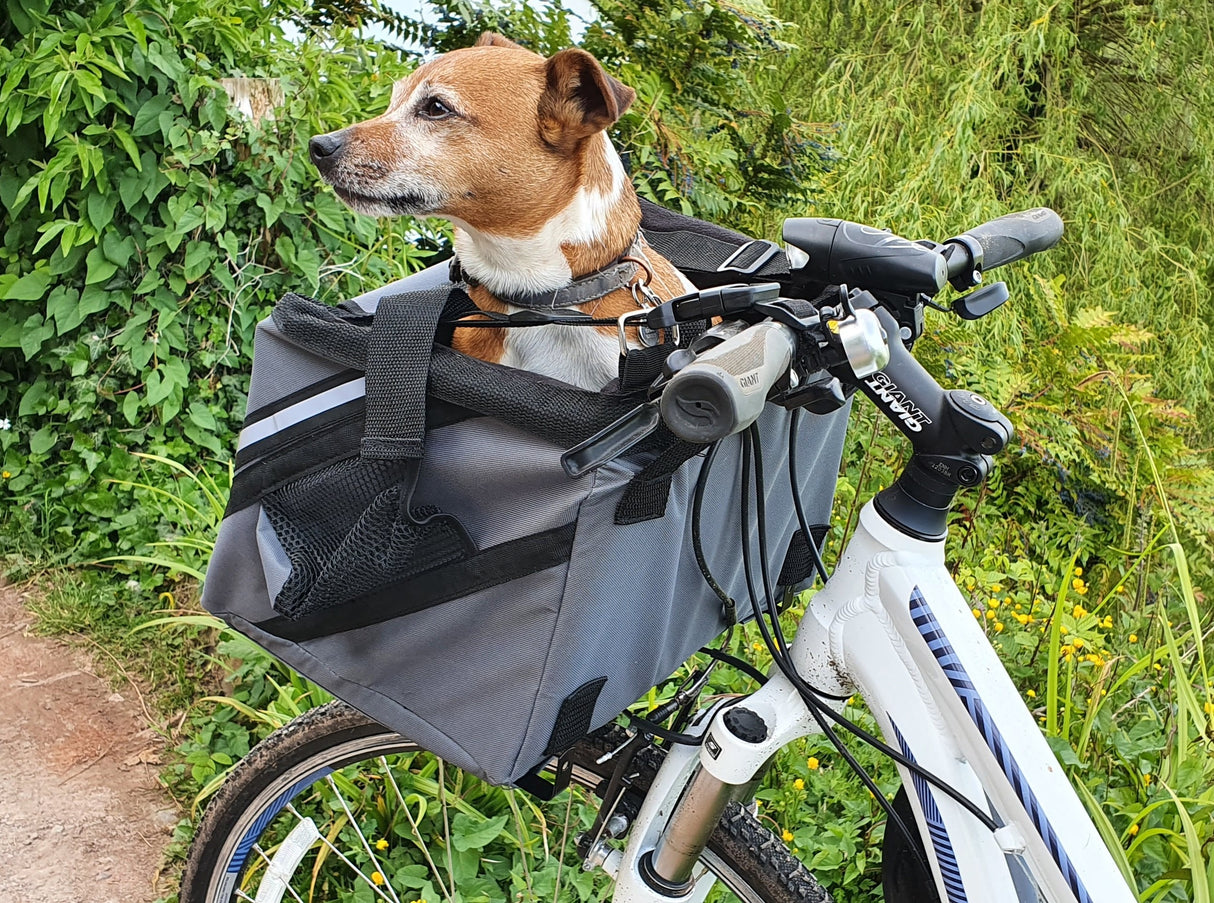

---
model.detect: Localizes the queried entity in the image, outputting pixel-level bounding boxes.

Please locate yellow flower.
[1129,634,1138,643]
[1026,689,1036,698]
[1072,637,1084,649]
[1,471,9,479]
[986,610,997,621]
[972,608,983,619]
[989,597,1000,609]
[375,838,389,851]
[807,757,820,770]
[371,871,385,886]
[1060,625,1069,635]
[1074,566,1083,577]
[1128,823,1139,837]
[1072,604,1086,618]
[1153,663,1163,672]
[990,583,1004,593]
[752,642,763,652]
[994,621,1005,633]
[793,778,805,791]
[1142,773,1152,786]
[782,829,794,843]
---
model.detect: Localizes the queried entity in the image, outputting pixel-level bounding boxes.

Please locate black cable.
[788,409,831,585]
[691,441,739,624]
[738,428,932,870]
[697,647,768,686]
[747,419,1005,835]
[754,424,1002,833]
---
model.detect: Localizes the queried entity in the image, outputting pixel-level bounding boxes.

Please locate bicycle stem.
[838,302,1013,541]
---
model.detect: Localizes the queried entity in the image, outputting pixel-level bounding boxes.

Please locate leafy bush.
[0,0,435,560]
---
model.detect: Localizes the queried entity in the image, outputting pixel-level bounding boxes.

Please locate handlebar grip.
[660,321,796,443]
[953,208,1063,271]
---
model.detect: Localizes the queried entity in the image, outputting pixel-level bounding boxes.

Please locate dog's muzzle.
[309,130,348,175]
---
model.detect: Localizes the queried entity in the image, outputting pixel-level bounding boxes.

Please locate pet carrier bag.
[202,204,851,787]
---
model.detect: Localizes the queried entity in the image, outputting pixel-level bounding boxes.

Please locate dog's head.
[310,34,635,235]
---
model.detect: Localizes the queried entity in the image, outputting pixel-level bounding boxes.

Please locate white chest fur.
[499,321,620,391]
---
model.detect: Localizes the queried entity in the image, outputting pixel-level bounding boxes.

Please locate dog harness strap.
[361,286,451,461]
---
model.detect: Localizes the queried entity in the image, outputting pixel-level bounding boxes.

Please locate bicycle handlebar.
[783,208,1063,296]
[945,207,1064,274]
[658,210,1060,445]
[660,321,797,443]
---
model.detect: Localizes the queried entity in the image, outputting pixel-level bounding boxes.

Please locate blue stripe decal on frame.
[890,719,968,903]
[909,587,1093,903]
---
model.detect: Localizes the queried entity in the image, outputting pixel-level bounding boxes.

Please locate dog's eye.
[420,97,455,120]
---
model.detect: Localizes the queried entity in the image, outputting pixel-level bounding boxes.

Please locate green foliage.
[399,0,833,231]
[0,0,437,562]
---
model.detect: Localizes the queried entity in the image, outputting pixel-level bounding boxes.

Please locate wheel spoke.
[320,775,402,903]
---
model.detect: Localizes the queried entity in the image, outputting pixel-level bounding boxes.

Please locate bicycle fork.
[608,501,1138,903]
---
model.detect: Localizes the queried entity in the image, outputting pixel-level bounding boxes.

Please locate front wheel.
[180,701,830,903]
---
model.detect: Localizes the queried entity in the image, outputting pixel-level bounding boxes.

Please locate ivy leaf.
[29,426,57,455]
[2,267,51,301]
[122,390,141,426]
[132,94,171,137]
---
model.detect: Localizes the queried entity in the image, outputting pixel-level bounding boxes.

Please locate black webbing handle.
[361,287,451,460]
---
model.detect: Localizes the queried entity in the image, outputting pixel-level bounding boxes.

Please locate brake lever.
[561,402,662,478]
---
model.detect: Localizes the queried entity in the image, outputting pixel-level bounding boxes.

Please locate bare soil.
[0,580,177,902]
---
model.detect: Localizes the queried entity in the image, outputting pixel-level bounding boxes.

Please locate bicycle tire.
[180,700,831,903]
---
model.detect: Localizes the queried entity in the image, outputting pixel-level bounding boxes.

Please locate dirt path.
[0,581,177,902]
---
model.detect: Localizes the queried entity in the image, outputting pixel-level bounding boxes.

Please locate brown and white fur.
[308,33,691,390]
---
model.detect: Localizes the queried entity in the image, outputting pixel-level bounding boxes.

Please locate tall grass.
[758,2,1214,898]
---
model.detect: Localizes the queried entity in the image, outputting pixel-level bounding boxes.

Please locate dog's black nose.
[309,131,346,172]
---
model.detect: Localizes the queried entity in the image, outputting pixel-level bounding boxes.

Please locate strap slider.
[717,239,782,275]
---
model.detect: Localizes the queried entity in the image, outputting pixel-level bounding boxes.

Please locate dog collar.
[449,238,649,311]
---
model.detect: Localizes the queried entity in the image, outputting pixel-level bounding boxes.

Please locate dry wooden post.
[219,77,284,122]
[219,78,284,163]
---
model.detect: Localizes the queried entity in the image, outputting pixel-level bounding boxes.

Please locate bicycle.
[180,209,1140,903]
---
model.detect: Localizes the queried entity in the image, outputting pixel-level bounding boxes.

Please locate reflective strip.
[237,377,366,452]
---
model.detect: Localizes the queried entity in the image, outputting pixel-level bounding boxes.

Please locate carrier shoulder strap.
[638,197,792,287]
[272,286,470,461]
[360,286,454,460]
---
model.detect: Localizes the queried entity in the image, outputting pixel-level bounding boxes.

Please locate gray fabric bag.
[203,254,849,788]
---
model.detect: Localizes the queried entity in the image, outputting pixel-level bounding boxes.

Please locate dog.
[308,33,691,391]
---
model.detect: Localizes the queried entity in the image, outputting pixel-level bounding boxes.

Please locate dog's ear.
[476,32,525,50]
[539,48,636,150]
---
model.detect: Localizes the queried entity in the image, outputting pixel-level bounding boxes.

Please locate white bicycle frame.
[606,500,1138,903]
